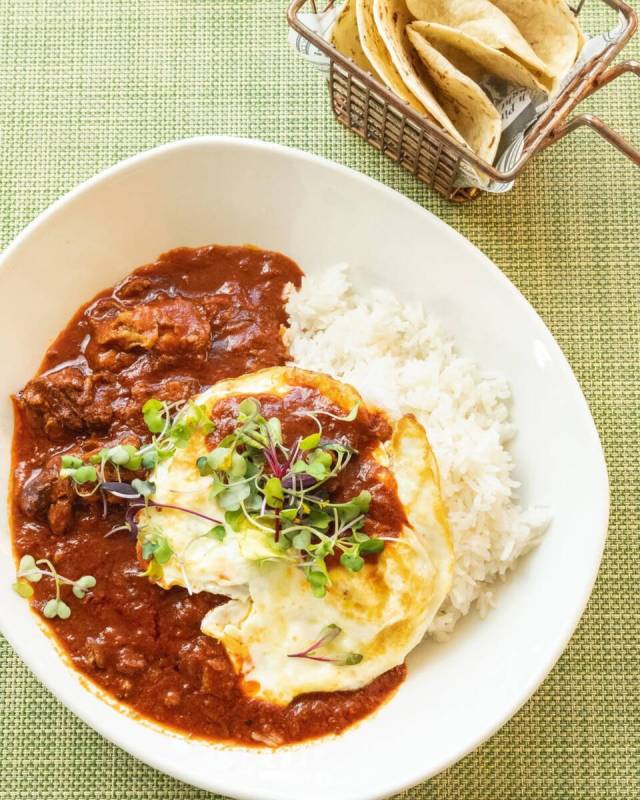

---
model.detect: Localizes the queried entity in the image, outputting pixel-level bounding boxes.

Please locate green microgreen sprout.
[60,455,97,487]
[12,553,96,619]
[299,400,361,432]
[142,398,166,434]
[299,432,321,451]
[131,478,155,498]
[141,535,173,564]
[263,477,284,509]
[139,532,174,582]
[288,624,363,666]
[208,525,227,542]
[190,396,384,598]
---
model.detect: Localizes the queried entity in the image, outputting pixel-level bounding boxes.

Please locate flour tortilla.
[407,27,501,165]
[331,0,377,74]
[410,21,547,93]
[407,0,553,90]
[490,0,584,84]
[372,0,468,148]
[355,0,428,115]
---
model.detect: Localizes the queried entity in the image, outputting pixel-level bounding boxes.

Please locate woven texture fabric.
[0,1,638,798]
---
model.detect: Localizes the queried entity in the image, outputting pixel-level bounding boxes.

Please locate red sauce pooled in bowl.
[10,245,405,746]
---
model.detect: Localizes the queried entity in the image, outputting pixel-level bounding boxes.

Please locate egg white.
[140,367,453,705]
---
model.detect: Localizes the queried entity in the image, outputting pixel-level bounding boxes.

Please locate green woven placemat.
[1,2,638,798]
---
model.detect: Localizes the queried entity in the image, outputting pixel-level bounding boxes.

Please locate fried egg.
[140,367,453,705]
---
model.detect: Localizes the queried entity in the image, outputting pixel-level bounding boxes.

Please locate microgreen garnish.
[142,398,166,433]
[55,392,384,601]
[141,535,172,564]
[60,455,98,485]
[12,554,96,619]
[208,525,227,542]
[298,401,361,430]
[131,478,155,498]
[288,624,363,666]
[192,396,383,596]
[97,482,223,538]
[64,397,215,494]
[58,397,219,534]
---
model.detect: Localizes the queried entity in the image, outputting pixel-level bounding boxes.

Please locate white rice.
[284,264,549,640]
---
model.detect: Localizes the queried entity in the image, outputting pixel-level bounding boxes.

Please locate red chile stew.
[10,245,405,746]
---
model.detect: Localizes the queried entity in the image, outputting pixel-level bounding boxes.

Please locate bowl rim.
[0,136,609,800]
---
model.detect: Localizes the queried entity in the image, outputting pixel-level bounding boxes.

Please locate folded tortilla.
[490,0,584,86]
[372,0,503,166]
[373,0,469,148]
[355,0,428,115]
[407,0,554,90]
[331,0,377,74]
[409,21,548,94]
[407,27,501,165]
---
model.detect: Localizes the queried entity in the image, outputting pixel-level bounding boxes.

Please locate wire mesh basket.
[287,0,639,202]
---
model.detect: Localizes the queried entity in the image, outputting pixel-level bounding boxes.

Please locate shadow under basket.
[287,0,640,202]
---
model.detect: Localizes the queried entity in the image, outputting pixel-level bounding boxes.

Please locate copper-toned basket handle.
[549,61,640,165]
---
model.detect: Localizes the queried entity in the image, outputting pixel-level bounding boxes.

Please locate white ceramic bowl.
[0,138,608,800]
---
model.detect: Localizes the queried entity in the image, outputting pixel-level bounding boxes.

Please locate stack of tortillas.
[331,0,584,166]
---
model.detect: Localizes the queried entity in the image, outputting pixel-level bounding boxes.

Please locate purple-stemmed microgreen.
[98,481,223,538]
[288,624,363,665]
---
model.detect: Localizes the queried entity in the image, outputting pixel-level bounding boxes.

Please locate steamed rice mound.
[285,264,548,640]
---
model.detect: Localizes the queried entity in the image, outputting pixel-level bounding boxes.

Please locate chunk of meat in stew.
[129,376,201,406]
[91,296,211,361]
[20,366,120,439]
[19,456,75,535]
